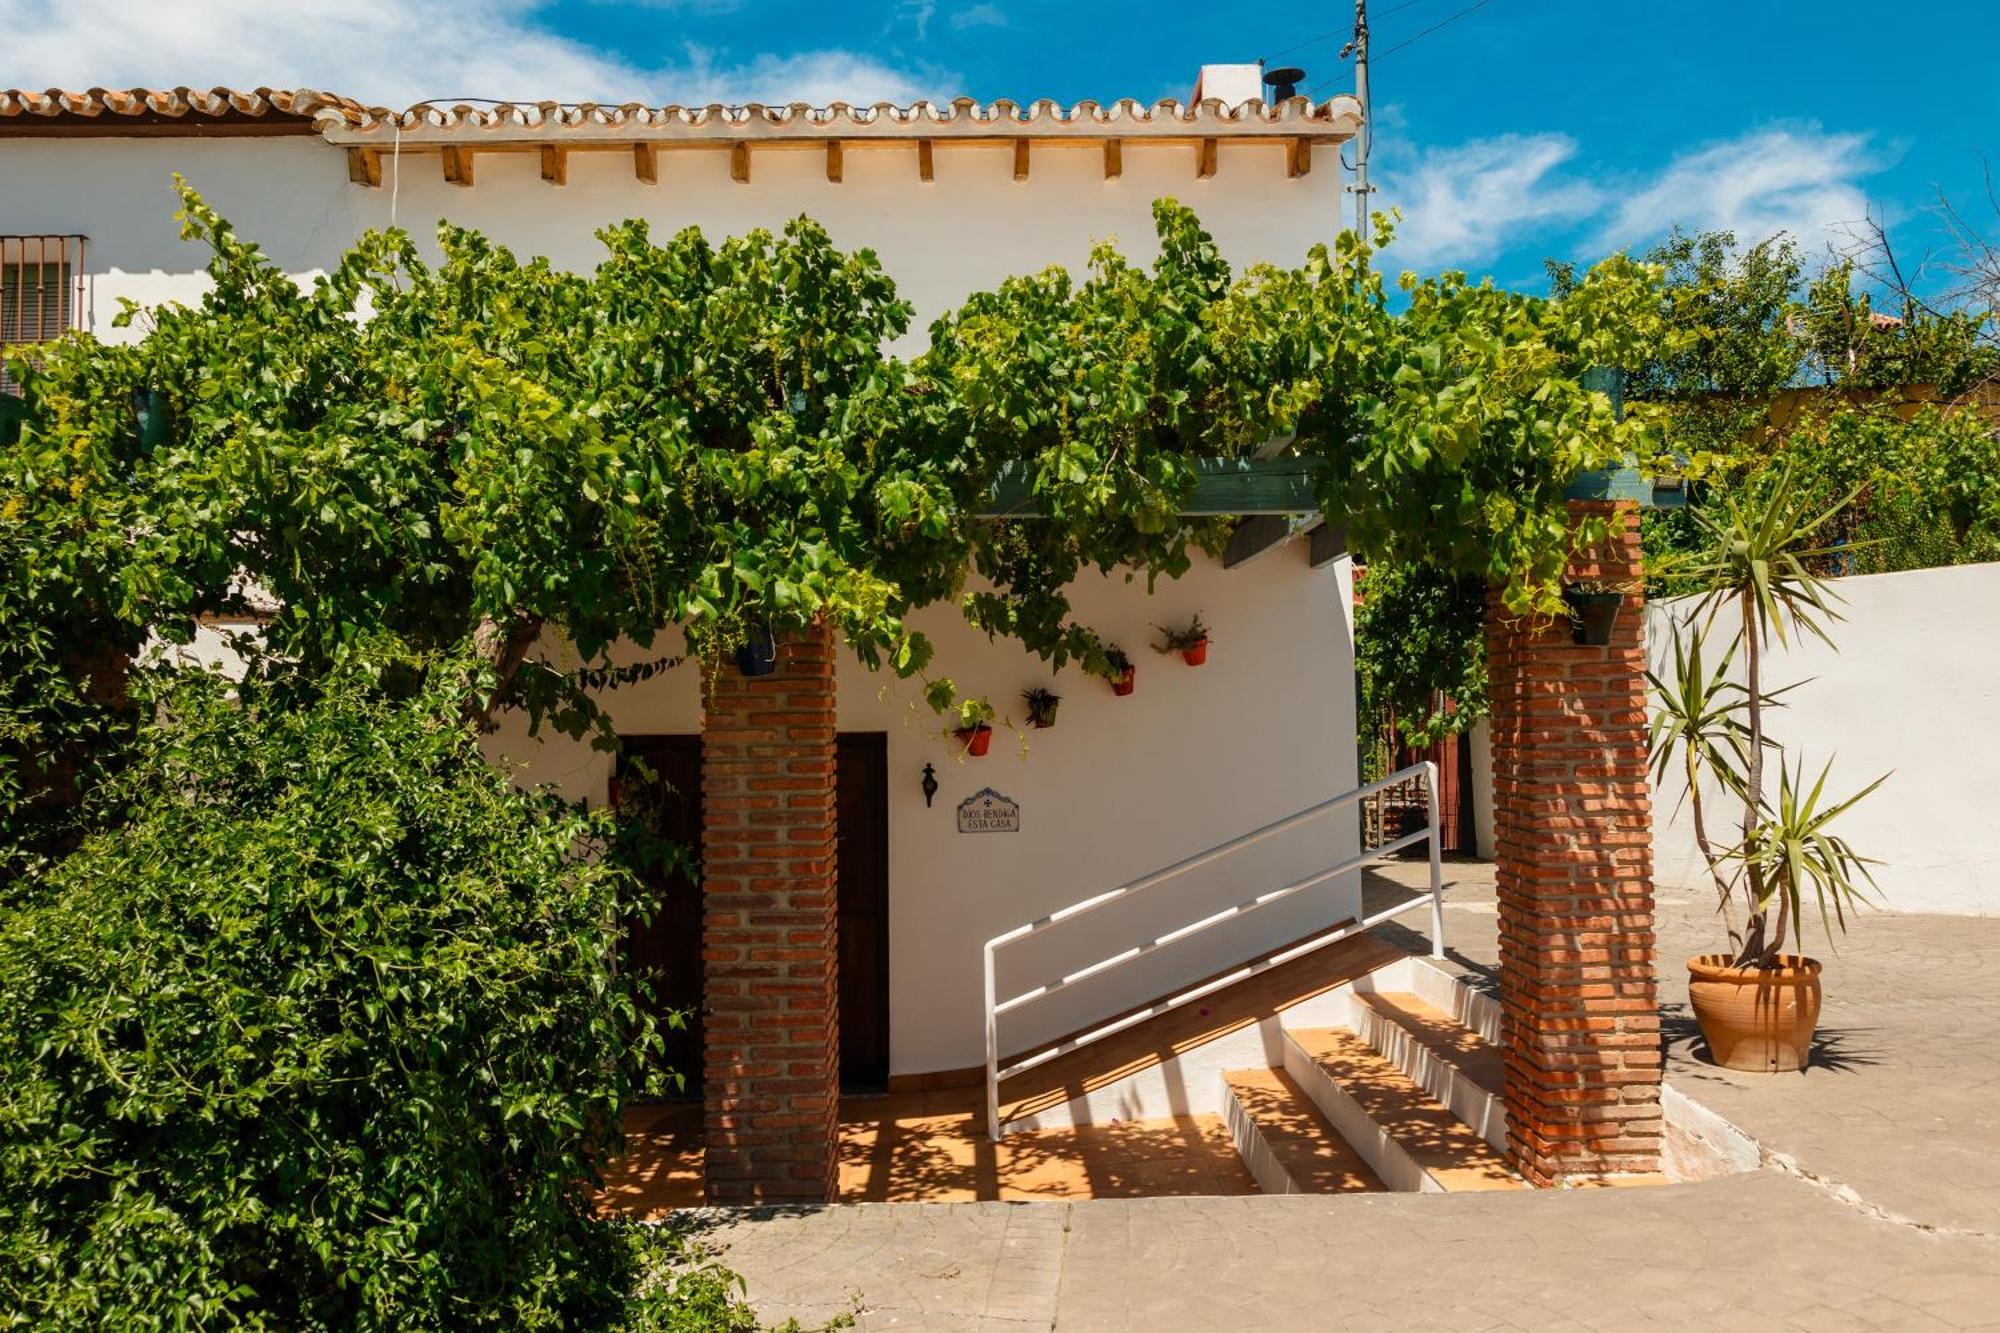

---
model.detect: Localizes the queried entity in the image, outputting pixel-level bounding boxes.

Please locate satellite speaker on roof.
[1263,66,1305,101]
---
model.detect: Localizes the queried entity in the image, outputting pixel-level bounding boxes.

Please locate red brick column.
[700,621,840,1204]
[1486,500,1661,1185]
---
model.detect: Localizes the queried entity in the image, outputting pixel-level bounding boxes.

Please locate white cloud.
[1593,126,1881,253]
[1381,133,1601,267]
[950,3,1007,30]
[0,0,946,107]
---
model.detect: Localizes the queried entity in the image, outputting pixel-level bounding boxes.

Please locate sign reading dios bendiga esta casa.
[956,788,1020,833]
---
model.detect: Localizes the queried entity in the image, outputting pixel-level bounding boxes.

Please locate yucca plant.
[1653,458,1888,966]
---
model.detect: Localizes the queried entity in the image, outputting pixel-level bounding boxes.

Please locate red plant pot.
[955,724,994,756]
[1180,639,1209,666]
[1111,667,1137,697]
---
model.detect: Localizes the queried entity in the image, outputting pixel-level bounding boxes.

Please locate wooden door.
[836,733,890,1090]
[617,736,706,1098]
[618,732,891,1098]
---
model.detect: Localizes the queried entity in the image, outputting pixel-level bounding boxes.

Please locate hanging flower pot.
[954,723,994,756]
[1103,647,1136,697]
[1023,687,1062,729]
[1154,614,1211,667]
[734,624,777,677]
[1563,589,1623,646]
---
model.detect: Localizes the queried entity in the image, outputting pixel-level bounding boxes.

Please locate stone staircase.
[995,935,1526,1195]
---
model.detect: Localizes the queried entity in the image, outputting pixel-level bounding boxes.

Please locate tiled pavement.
[678,864,2000,1329]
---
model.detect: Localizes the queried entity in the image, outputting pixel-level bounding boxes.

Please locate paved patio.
[675,862,2000,1329]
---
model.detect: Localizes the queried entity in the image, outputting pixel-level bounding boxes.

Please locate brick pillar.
[700,620,840,1204]
[1486,500,1661,1185]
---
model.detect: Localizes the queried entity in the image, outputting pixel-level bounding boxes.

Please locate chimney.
[1190,63,1266,108]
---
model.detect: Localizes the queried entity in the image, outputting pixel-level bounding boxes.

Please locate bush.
[0,663,674,1329]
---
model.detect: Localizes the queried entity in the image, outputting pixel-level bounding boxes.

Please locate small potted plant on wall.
[1650,461,1887,1073]
[734,622,777,676]
[1562,581,1627,646]
[1154,614,1212,665]
[952,699,997,757]
[1103,647,1136,696]
[1023,685,1062,729]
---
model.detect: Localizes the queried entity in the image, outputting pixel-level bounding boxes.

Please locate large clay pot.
[1687,954,1823,1073]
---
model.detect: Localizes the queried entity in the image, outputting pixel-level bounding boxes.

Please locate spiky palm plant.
[1652,459,1888,966]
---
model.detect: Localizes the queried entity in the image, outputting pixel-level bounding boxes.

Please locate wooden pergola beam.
[917,138,934,182]
[633,143,658,183]
[1013,138,1030,181]
[345,146,381,187]
[1197,137,1217,179]
[540,145,567,185]
[1288,138,1311,179]
[1103,138,1122,180]
[442,146,474,187]
[826,140,843,183]
[731,141,750,184]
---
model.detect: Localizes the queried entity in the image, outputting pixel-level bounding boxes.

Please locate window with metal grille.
[1,235,87,394]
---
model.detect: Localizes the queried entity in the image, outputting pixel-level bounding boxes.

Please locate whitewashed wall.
[1648,562,2000,918]
[9,128,1361,1076]
[0,133,1341,354]
[491,549,1359,1077]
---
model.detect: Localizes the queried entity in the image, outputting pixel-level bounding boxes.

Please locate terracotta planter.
[954,724,994,757]
[1110,666,1136,697]
[1686,954,1823,1073]
[1180,639,1209,666]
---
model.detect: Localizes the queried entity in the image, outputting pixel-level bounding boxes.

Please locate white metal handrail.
[983,760,1444,1139]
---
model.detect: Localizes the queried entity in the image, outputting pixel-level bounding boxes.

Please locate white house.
[2,68,1393,1183]
[3,71,1666,1205]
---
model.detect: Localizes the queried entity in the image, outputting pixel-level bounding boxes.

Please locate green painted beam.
[1564,465,1687,509]
[976,456,1321,518]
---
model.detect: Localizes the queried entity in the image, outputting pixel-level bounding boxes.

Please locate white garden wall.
[489,548,1360,1078]
[1648,562,2000,917]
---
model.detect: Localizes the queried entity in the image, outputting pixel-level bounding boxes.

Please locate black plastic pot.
[734,625,777,677]
[1564,590,1624,646]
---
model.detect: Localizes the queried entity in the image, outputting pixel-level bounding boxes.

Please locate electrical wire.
[1303,0,1504,95]
[1375,0,1499,59]
[1262,0,1434,65]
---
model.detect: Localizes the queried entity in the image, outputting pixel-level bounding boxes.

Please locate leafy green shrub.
[1354,560,1489,752]
[0,662,670,1330]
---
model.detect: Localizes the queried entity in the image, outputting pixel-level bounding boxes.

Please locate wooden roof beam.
[1289,137,1311,179]
[540,144,567,185]
[826,139,843,183]
[633,142,657,183]
[917,137,934,182]
[442,145,473,187]
[1197,136,1217,179]
[345,146,381,187]
[1013,137,1029,181]
[1104,138,1122,180]
[730,141,750,184]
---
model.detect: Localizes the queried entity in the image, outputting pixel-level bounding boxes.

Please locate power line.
[1375,0,1498,60]
[1262,0,1432,65]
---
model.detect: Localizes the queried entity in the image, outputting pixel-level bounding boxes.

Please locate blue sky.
[9,0,1999,291]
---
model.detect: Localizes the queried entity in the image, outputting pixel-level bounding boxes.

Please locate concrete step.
[1220,1068,1386,1196]
[1284,1027,1524,1193]
[1350,990,1506,1154]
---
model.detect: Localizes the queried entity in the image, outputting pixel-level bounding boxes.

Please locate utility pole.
[1344,0,1373,241]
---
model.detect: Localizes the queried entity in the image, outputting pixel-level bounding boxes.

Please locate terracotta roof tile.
[2,86,1358,143]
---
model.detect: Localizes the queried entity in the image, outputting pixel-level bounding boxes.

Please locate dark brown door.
[836,733,891,1091]
[618,732,891,1097]
[617,736,706,1098]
